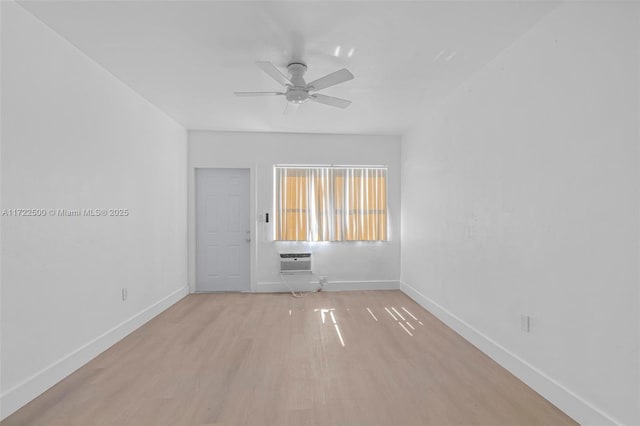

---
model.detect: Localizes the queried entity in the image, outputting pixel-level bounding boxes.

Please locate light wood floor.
[2,291,577,426]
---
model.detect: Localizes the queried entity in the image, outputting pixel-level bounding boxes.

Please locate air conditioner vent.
[279,252,312,274]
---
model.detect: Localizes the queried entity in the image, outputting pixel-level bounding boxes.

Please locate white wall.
[189,131,400,292]
[0,2,188,419]
[401,3,639,425]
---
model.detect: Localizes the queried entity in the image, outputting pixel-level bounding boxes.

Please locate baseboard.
[399,281,621,426]
[256,280,399,293]
[0,286,188,421]
[324,280,399,291]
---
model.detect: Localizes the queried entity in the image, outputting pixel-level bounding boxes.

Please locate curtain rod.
[274,164,387,169]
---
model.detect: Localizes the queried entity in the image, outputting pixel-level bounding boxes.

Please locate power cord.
[280,273,321,298]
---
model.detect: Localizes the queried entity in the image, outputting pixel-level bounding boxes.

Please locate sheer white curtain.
[275,166,387,241]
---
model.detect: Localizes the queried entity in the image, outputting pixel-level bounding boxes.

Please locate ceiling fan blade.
[307,68,354,91]
[256,61,292,86]
[234,91,284,97]
[310,94,352,109]
[283,102,300,115]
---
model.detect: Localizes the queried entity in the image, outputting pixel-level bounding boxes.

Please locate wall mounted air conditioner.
[279,253,312,274]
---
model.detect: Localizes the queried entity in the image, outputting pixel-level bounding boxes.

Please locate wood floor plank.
[2,291,577,426]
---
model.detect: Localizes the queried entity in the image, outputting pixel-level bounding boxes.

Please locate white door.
[196,168,250,292]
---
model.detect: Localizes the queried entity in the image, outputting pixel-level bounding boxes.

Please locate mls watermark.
[2,208,130,217]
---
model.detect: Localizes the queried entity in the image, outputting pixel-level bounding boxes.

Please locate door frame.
[189,164,257,293]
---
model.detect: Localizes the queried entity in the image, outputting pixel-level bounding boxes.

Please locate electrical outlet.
[122,288,128,301]
[520,315,530,332]
[319,276,328,287]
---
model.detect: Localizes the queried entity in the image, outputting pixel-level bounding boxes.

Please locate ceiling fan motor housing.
[286,63,310,103]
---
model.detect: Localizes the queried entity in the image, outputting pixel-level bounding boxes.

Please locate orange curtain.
[275,167,387,241]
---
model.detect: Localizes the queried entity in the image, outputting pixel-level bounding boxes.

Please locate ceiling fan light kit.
[234,61,354,111]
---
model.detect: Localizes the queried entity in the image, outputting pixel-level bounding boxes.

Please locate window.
[274,166,388,241]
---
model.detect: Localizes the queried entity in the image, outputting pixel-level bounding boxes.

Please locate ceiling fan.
[234,62,354,111]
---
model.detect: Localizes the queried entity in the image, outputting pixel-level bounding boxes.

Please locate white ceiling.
[19,1,557,135]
